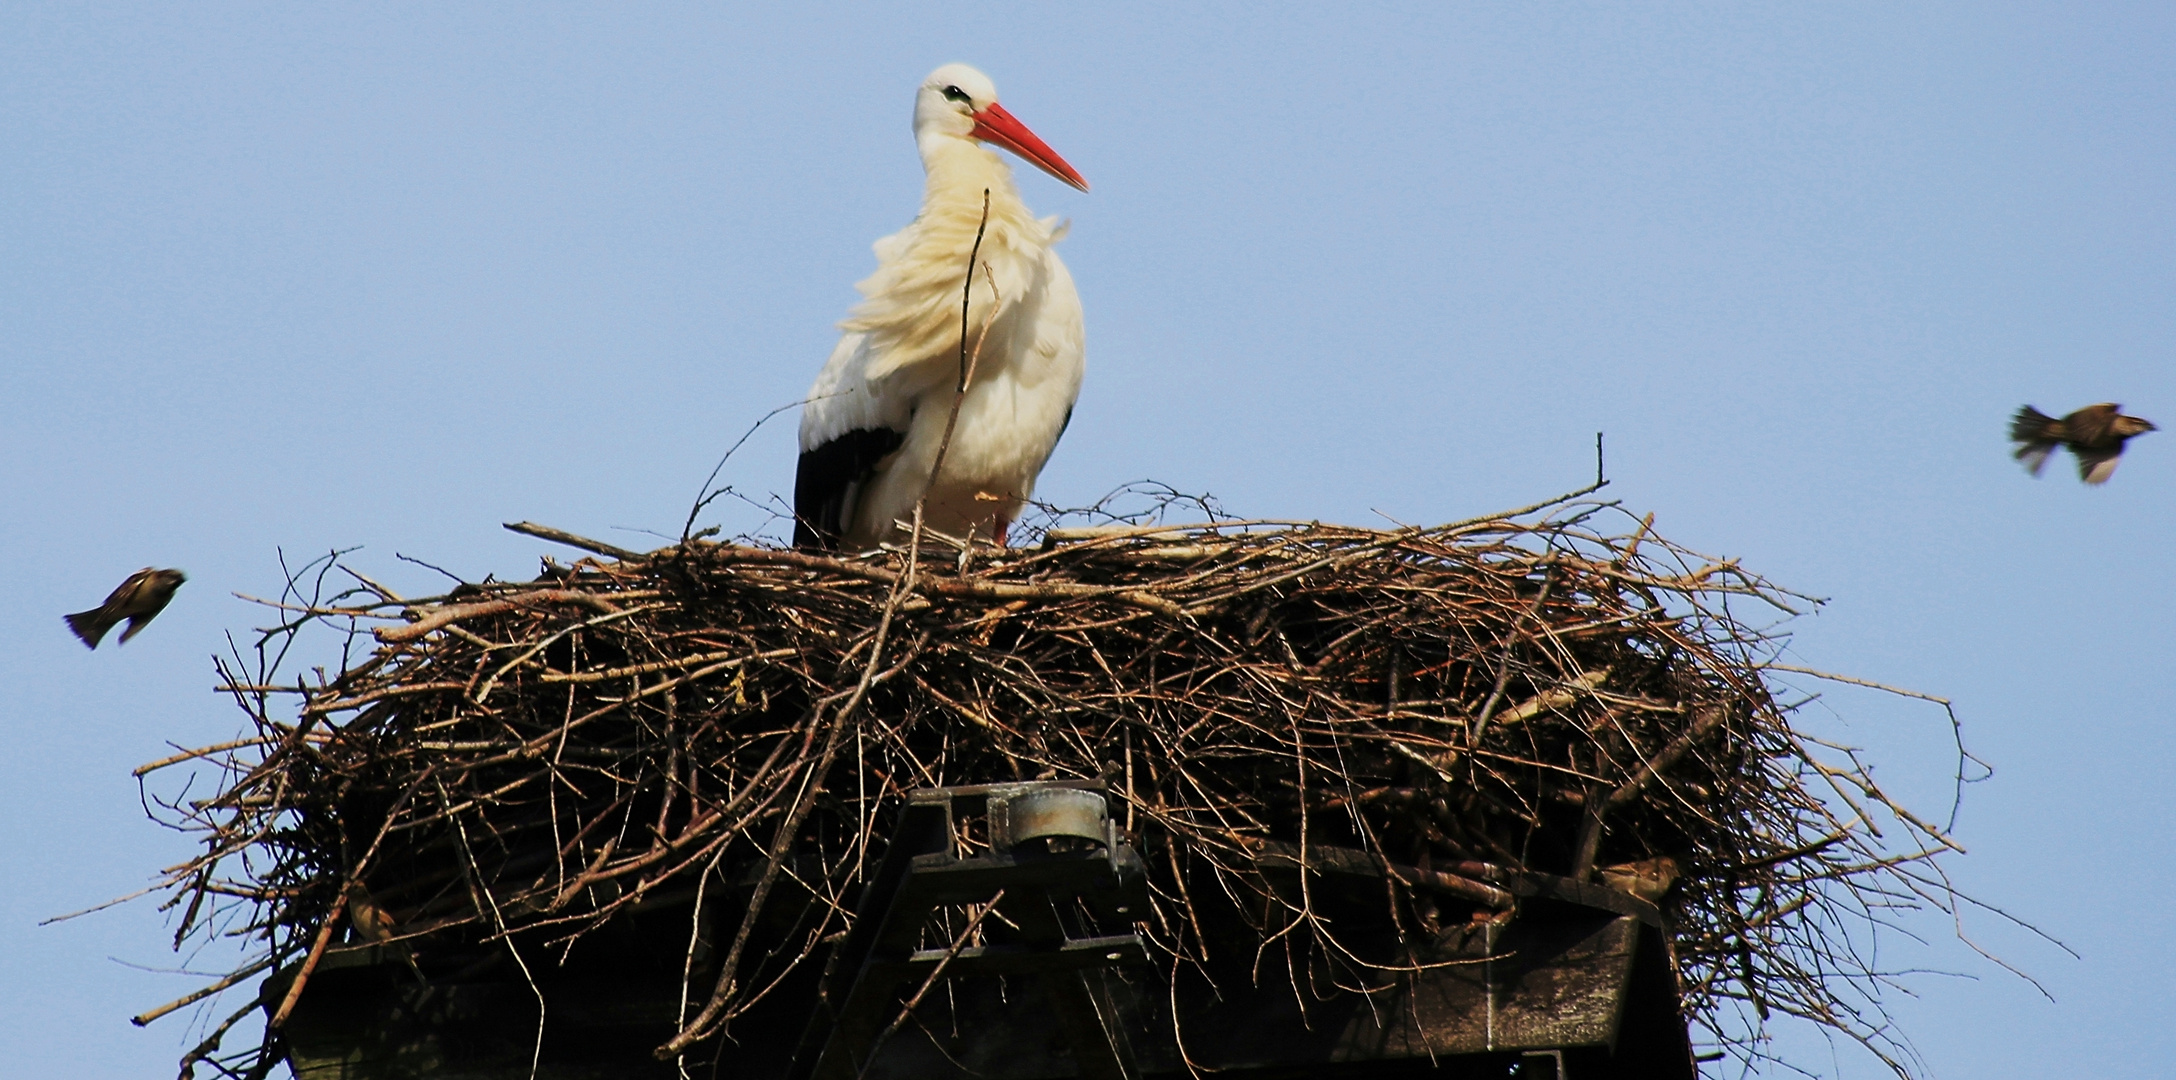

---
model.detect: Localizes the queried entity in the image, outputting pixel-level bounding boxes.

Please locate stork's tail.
[2011,405,2062,476]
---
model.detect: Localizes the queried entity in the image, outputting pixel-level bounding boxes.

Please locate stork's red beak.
[971,102,1089,192]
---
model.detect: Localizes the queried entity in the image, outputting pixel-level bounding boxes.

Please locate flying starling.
[65,567,186,649]
[2011,403,2157,485]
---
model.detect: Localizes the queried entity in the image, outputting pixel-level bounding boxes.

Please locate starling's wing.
[104,568,158,611]
[112,569,185,644]
[64,609,113,649]
[2014,443,2055,476]
[2064,404,2120,448]
[2077,446,2124,485]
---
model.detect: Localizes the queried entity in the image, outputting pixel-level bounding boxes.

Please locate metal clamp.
[789,780,1150,1080]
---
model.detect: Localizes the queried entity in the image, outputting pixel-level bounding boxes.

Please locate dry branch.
[131,494,1978,1079]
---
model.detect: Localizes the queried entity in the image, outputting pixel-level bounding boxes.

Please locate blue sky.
[3,4,2170,1076]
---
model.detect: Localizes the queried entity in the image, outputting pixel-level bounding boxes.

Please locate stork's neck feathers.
[918,129,1026,209]
[840,131,1059,370]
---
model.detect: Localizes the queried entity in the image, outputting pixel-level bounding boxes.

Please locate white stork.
[793,63,1088,551]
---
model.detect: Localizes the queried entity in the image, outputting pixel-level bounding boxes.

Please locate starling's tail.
[2011,405,2062,444]
[65,609,110,649]
[2011,406,2062,476]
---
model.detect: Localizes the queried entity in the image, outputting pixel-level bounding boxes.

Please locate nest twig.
[126,482,1989,1079]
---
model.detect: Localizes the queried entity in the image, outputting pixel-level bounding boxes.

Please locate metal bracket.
[788,781,1150,1080]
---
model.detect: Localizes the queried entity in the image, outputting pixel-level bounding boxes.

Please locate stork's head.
[915,63,1089,192]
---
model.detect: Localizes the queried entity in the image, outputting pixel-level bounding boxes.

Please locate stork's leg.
[992,518,1011,548]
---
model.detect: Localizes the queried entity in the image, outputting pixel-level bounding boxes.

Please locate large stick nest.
[139,490,1971,1079]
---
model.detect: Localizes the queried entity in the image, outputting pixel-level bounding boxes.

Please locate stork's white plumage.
[794,64,1088,551]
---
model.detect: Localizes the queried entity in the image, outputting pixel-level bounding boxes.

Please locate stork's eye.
[941,85,971,104]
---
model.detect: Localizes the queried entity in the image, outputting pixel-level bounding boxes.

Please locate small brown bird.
[2012,403,2157,485]
[346,881,425,979]
[1596,856,1681,904]
[345,880,399,945]
[65,567,186,649]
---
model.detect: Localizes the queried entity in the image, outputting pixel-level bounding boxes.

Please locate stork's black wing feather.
[793,428,906,550]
